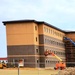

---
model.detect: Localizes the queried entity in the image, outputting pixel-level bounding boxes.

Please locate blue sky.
[0,0,75,57]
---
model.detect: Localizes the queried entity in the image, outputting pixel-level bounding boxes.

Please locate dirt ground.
[0,68,58,75]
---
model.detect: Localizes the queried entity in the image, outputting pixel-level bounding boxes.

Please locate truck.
[44,50,66,70]
[0,62,7,69]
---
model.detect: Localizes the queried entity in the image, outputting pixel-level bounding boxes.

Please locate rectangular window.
[35,26,37,30]
[46,60,47,63]
[37,59,39,63]
[36,37,37,42]
[44,27,46,32]
[36,49,39,53]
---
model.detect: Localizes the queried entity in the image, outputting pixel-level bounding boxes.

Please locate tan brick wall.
[6,22,39,45]
[38,24,65,41]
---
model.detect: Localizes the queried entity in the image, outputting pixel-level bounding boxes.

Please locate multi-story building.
[2,20,75,68]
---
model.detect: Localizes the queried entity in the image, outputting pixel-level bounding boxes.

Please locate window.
[53,30,54,35]
[36,49,39,53]
[36,37,37,42]
[44,27,45,31]
[47,28,48,32]
[51,30,52,34]
[35,26,37,30]
[49,29,50,33]
[57,42,58,45]
[54,51,55,54]
[48,60,49,63]
[37,59,39,63]
[45,39,46,43]
[46,60,47,63]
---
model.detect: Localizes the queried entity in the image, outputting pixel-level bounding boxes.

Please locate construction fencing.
[0,62,75,75]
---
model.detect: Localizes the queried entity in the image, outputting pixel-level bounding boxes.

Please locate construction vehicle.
[0,62,7,69]
[44,50,66,70]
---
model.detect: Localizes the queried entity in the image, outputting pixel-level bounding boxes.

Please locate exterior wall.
[38,24,65,41]
[66,33,75,41]
[38,24,66,68]
[6,22,40,67]
[7,45,39,67]
[5,21,66,68]
[6,22,39,45]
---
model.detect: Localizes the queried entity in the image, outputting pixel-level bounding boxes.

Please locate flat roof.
[2,19,65,32]
[2,19,75,33]
[64,30,75,33]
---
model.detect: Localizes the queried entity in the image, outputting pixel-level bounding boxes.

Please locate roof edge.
[2,19,67,33]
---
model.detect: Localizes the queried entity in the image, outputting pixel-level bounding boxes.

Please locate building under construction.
[2,20,75,68]
[64,32,75,67]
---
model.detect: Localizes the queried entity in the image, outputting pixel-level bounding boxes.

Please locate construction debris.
[59,67,75,75]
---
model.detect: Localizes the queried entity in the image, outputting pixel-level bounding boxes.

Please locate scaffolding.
[64,37,75,67]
